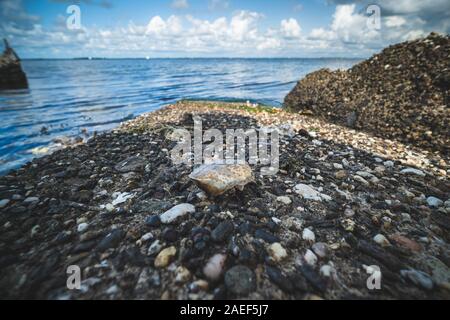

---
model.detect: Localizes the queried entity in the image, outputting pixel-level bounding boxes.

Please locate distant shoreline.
[22,57,365,61]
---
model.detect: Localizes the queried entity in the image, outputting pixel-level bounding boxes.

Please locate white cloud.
[171,0,189,10]
[145,15,182,36]
[385,16,406,28]
[309,27,334,41]
[229,11,262,42]
[280,18,301,38]
[257,38,281,51]
[3,0,449,58]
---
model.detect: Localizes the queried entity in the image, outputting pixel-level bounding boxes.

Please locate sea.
[0,58,361,175]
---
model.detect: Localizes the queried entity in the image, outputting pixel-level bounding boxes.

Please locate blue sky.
[1,0,449,58]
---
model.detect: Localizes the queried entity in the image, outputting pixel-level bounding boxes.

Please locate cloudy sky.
[1,0,449,58]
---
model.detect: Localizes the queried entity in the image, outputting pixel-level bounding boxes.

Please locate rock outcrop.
[284,33,449,154]
[0,39,28,90]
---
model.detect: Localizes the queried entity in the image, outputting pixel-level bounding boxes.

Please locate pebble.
[344,207,355,217]
[255,229,280,243]
[77,223,89,233]
[31,225,40,237]
[211,221,234,242]
[105,203,115,212]
[311,242,328,258]
[136,232,153,246]
[265,265,294,293]
[268,242,288,262]
[203,253,227,281]
[154,246,177,268]
[189,163,253,196]
[302,228,315,242]
[341,219,355,232]
[224,265,256,296]
[353,175,369,185]
[106,285,119,295]
[400,269,433,290]
[23,197,39,204]
[148,240,163,256]
[0,199,10,209]
[400,168,425,177]
[383,160,394,167]
[389,234,422,252]
[335,170,347,179]
[294,184,331,201]
[96,229,125,252]
[160,203,195,224]
[189,280,209,292]
[276,196,292,205]
[373,234,390,247]
[175,266,191,284]
[426,196,443,208]
[423,256,450,289]
[320,264,334,278]
[304,249,318,266]
[145,215,161,227]
[111,192,134,206]
[161,227,179,242]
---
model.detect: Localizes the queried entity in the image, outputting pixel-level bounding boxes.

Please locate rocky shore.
[284,33,449,154]
[0,100,449,300]
[0,39,28,90]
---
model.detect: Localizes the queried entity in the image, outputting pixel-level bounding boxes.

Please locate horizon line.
[22,56,366,60]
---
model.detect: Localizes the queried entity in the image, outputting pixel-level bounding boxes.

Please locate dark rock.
[265,265,294,293]
[284,33,450,153]
[96,229,125,252]
[211,221,234,242]
[298,264,327,292]
[145,215,161,228]
[255,229,279,243]
[72,240,96,254]
[357,240,405,271]
[161,227,178,242]
[0,39,28,90]
[114,156,146,173]
[224,265,256,296]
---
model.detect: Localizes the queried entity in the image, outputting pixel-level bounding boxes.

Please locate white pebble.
[304,249,318,266]
[268,243,288,262]
[302,228,315,242]
[320,264,335,277]
[77,223,89,233]
[203,253,226,281]
[148,240,163,256]
[373,234,390,247]
[276,196,292,205]
[160,203,195,224]
[426,196,443,208]
[400,168,425,177]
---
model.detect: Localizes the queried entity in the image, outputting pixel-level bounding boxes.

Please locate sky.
[0,0,449,58]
